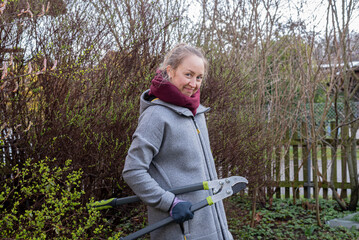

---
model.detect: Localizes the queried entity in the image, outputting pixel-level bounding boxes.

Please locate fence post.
[267,148,273,200]
[293,131,299,199]
[275,146,281,198]
[285,132,290,198]
[341,124,348,199]
[312,141,318,199]
[330,121,338,199]
[301,122,310,199]
[321,124,328,199]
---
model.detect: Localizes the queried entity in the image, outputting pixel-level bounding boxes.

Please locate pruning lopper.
[90,176,248,240]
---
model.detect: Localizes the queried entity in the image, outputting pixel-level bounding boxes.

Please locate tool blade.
[232,182,247,194]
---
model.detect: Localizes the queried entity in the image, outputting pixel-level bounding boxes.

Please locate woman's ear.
[166,65,173,80]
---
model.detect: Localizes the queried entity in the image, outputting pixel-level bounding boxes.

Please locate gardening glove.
[169,197,194,224]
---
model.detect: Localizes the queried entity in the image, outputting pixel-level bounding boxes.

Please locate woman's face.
[167,55,204,97]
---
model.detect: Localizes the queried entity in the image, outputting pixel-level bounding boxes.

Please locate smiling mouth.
[183,88,195,96]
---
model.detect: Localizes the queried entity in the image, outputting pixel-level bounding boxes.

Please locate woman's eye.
[196,76,203,81]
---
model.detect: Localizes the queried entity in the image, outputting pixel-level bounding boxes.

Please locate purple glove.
[170,197,194,224]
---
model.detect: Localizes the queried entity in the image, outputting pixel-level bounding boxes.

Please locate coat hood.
[140,89,210,117]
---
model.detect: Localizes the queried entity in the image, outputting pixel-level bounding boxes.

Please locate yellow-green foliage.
[0,158,110,239]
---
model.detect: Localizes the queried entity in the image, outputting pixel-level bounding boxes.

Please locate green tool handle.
[118,199,209,240]
[92,182,205,209]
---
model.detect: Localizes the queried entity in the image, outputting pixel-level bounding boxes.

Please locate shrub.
[0,157,110,239]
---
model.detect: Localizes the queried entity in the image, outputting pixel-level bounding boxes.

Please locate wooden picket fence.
[273,122,354,199]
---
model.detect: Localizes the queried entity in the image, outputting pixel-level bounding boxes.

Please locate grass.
[226,195,359,240]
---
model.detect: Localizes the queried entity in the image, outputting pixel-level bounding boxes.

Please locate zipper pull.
[191,117,200,134]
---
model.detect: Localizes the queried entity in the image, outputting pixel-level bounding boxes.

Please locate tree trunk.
[312,143,322,226]
[250,187,258,228]
[348,124,359,210]
[349,186,359,211]
[330,105,347,210]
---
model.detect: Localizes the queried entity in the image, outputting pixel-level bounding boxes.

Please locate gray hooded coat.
[122,90,233,240]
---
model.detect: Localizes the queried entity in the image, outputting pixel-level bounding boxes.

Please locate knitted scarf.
[148,70,200,115]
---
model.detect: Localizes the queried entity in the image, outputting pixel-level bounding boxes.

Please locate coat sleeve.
[122,106,175,212]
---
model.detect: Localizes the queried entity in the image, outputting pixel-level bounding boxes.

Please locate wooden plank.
[292,131,299,199]
[266,149,272,199]
[275,147,281,198]
[293,141,299,199]
[319,124,328,199]
[285,131,290,198]
[285,145,290,198]
[301,122,309,198]
[321,129,328,199]
[330,121,338,199]
[312,143,318,199]
[341,125,348,199]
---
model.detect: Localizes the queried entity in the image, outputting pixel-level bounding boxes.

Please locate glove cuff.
[169,197,185,216]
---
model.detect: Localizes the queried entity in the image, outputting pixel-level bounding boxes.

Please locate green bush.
[0,157,110,239]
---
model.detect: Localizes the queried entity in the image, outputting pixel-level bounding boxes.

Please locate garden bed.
[226,195,359,239]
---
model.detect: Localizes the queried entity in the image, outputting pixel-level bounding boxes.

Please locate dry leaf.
[46,2,50,12]
[13,81,19,92]
[0,0,7,14]
[38,4,45,17]
[25,121,33,132]
[255,212,262,222]
[0,122,7,132]
[0,81,7,90]
[51,60,58,70]
[0,0,7,8]
[1,63,7,80]
[18,9,25,16]
[9,55,13,66]
[41,58,47,72]
[28,62,32,74]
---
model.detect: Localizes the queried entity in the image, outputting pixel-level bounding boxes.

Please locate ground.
[109,195,359,239]
[226,195,359,240]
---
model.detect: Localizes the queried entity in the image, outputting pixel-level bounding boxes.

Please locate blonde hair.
[159,43,208,79]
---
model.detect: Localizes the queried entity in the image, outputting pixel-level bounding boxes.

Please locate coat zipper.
[191,116,228,240]
[191,116,213,179]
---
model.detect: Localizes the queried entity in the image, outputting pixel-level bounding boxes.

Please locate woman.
[123,43,233,240]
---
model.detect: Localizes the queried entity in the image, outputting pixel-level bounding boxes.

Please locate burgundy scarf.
[148,70,200,115]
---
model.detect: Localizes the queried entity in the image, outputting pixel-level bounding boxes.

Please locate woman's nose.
[189,78,196,87]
